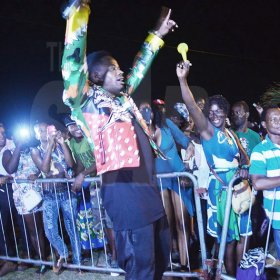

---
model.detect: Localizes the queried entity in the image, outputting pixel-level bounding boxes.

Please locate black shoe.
[180,265,189,272]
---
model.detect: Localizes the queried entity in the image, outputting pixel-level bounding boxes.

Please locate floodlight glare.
[18,127,30,139]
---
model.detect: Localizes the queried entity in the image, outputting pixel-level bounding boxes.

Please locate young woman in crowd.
[140,100,195,270]
[177,60,251,276]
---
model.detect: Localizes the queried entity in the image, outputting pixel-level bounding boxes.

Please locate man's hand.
[154,7,178,38]
[253,103,263,117]
[176,61,192,80]
[238,168,249,180]
[72,173,85,192]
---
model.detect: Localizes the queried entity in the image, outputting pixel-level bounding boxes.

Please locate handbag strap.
[234,182,249,195]
[226,128,250,167]
[207,128,244,186]
[207,161,226,186]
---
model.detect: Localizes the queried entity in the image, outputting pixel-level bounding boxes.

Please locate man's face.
[102,58,124,95]
[263,108,280,136]
[0,126,6,148]
[231,105,247,128]
[196,98,206,111]
[208,103,226,128]
[67,123,83,139]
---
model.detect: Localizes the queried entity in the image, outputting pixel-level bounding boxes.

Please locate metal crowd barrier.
[0,177,124,275]
[214,173,276,280]
[157,172,208,279]
[0,173,276,279]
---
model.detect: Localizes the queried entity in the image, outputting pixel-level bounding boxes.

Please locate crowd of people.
[0,2,279,280]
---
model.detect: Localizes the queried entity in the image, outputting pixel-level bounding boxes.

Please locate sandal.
[53,257,65,275]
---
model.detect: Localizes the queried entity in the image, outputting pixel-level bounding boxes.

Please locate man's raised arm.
[126,8,177,95]
[61,2,90,109]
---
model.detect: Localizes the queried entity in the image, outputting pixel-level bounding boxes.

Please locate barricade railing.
[0,173,275,279]
[215,173,278,280]
[215,173,240,280]
[0,173,209,278]
[157,172,208,279]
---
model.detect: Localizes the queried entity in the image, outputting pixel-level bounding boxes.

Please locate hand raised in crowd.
[176,61,192,80]
[253,102,263,117]
[154,7,178,38]
[46,125,57,147]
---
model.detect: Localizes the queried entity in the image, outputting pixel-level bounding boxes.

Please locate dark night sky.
[0,0,279,131]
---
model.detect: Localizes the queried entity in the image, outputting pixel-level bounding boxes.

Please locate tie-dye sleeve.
[61,4,90,109]
[126,33,164,95]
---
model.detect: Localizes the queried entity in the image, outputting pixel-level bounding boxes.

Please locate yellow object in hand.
[177,43,189,62]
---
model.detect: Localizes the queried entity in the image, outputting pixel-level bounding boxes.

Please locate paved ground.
[1,242,280,279]
[0,268,124,280]
[0,250,126,280]
[1,262,279,280]
[1,266,280,280]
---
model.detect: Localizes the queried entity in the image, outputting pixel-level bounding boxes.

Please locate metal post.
[216,173,239,280]
[156,172,208,277]
[191,174,208,278]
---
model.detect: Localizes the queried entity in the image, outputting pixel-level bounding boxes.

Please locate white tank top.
[0,139,15,176]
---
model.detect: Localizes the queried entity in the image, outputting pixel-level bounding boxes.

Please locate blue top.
[155,119,194,216]
[156,118,189,174]
[202,127,239,171]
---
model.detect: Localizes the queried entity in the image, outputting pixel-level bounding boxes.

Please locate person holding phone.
[31,122,81,274]
[61,2,177,279]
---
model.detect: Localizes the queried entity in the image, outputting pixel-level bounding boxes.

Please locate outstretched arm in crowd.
[61,3,91,140]
[62,4,177,103]
[62,3,90,108]
[126,8,177,95]
[166,118,190,148]
[176,61,213,140]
